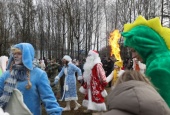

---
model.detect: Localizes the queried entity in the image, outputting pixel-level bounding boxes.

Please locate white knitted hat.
[63,55,72,62]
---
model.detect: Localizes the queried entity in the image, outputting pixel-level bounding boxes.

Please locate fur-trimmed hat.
[63,55,72,62]
[88,50,99,58]
[7,43,35,70]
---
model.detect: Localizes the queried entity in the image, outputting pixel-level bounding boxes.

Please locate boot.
[63,101,71,111]
[74,100,81,110]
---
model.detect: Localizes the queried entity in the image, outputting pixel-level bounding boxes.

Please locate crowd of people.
[0,15,170,115]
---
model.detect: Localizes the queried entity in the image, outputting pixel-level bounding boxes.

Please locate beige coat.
[104,80,170,115]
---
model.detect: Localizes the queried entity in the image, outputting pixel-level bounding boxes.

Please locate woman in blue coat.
[0,43,62,115]
[54,55,82,111]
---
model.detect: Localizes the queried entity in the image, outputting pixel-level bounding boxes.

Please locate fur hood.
[7,43,35,70]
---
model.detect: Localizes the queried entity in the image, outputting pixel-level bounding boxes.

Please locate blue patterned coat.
[58,62,82,101]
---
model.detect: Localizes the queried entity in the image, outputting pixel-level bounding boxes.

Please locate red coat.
[80,63,108,111]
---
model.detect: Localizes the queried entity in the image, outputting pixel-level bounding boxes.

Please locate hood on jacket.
[105,80,170,115]
[7,43,35,70]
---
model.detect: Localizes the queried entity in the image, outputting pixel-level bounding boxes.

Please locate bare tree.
[1,0,170,61]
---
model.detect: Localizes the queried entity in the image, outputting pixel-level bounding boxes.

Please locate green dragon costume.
[121,15,170,107]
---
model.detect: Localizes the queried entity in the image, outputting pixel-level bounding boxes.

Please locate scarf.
[0,64,27,108]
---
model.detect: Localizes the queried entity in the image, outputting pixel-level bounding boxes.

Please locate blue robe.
[58,63,82,101]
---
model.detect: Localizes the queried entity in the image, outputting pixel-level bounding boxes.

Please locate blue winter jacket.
[0,43,62,115]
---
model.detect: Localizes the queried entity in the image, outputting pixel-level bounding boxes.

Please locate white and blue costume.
[55,61,82,101]
[0,43,62,115]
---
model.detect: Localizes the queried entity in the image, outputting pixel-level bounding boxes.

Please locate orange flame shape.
[109,29,122,61]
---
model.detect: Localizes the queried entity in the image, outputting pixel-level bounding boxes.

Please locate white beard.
[83,56,94,84]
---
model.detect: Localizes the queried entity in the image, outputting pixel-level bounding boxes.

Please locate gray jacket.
[104,80,170,115]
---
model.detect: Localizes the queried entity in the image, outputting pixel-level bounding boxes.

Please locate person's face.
[114,65,119,69]
[111,56,116,62]
[62,59,67,64]
[13,50,22,65]
[130,48,143,62]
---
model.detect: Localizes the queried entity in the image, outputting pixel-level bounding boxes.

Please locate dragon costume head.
[122,15,170,63]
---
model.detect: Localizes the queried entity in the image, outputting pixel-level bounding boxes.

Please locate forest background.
[0,0,169,61]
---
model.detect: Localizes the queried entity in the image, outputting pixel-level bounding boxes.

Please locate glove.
[101,89,108,97]
[50,82,56,87]
[54,79,59,84]
[79,79,84,85]
[77,76,83,80]
[106,71,114,82]
[55,76,60,80]
[53,76,60,84]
